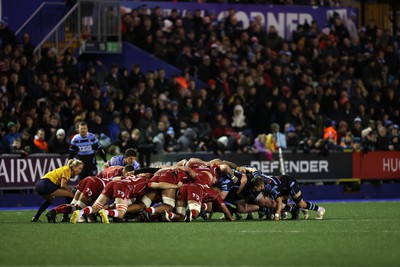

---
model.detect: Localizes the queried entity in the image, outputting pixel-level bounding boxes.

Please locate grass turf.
[0,202,399,266]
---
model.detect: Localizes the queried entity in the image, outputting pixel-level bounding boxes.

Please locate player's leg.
[32,195,55,222]
[162,184,189,222]
[32,179,64,222]
[145,188,176,217]
[71,194,109,223]
[99,198,128,224]
[46,188,86,223]
[292,191,325,219]
[185,184,204,222]
[48,188,74,222]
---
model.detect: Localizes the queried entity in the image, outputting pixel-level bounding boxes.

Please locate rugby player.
[69,122,107,180]
[251,174,326,220]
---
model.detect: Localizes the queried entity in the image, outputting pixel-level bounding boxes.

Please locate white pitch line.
[239,230,400,233]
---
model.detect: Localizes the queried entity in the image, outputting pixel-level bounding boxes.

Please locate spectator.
[323,119,338,144]
[0,18,17,48]
[231,104,247,132]
[266,123,279,153]
[2,121,21,153]
[352,117,363,139]
[9,137,28,157]
[375,125,390,151]
[138,122,154,167]
[389,134,400,151]
[136,107,157,132]
[164,126,177,152]
[108,112,122,144]
[352,137,362,151]
[37,48,57,75]
[114,130,131,154]
[340,132,354,150]
[152,120,168,154]
[126,128,140,152]
[174,127,197,152]
[253,133,272,161]
[20,128,35,154]
[286,124,300,153]
[361,127,377,153]
[265,25,283,51]
[48,128,69,154]
[89,112,109,136]
[213,116,235,139]
[20,33,35,60]
[33,128,48,153]
[104,64,121,89]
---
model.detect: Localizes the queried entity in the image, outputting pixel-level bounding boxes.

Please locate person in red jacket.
[323,119,338,144]
[33,128,48,153]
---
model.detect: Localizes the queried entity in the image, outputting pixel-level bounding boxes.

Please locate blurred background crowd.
[1,0,399,164]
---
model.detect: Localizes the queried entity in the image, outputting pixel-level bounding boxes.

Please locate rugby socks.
[283,205,298,213]
[146,207,156,215]
[259,207,269,213]
[81,206,93,215]
[54,204,74,214]
[305,201,319,211]
[34,200,52,219]
[107,210,119,217]
[201,203,207,211]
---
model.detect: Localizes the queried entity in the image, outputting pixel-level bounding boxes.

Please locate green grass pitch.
[0,202,400,266]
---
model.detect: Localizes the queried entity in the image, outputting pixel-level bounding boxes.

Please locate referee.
[69,122,107,180]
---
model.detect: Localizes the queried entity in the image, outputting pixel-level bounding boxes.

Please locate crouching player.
[70,172,148,224]
[251,174,326,220]
[162,183,235,222]
[45,165,131,223]
[71,171,182,223]
[141,164,194,221]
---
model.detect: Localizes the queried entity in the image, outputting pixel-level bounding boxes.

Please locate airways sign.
[0,155,79,189]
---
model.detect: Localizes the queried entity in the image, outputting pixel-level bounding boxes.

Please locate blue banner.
[121,1,356,39]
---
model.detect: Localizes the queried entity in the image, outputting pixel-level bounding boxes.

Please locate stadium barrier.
[1,151,399,190]
[0,152,399,207]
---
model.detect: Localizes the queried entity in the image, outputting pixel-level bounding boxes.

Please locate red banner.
[353,151,400,180]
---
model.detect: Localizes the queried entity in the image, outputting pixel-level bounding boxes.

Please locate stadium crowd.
[1,2,400,167]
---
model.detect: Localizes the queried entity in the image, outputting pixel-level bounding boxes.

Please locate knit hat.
[56,128,65,136]
[166,127,175,136]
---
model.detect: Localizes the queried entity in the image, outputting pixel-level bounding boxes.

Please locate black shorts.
[279,175,301,197]
[35,179,60,195]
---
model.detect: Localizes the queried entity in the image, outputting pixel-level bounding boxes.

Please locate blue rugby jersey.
[262,175,281,199]
[259,175,297,199]
[69,132,106,161]
[108,155,140,170]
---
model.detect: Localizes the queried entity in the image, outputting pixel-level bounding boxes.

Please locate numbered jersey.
[178,183,224,206]
[70,132,102,156]
[76,176,110,202]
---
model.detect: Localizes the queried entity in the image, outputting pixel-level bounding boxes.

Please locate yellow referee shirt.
[42,165,72,186]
